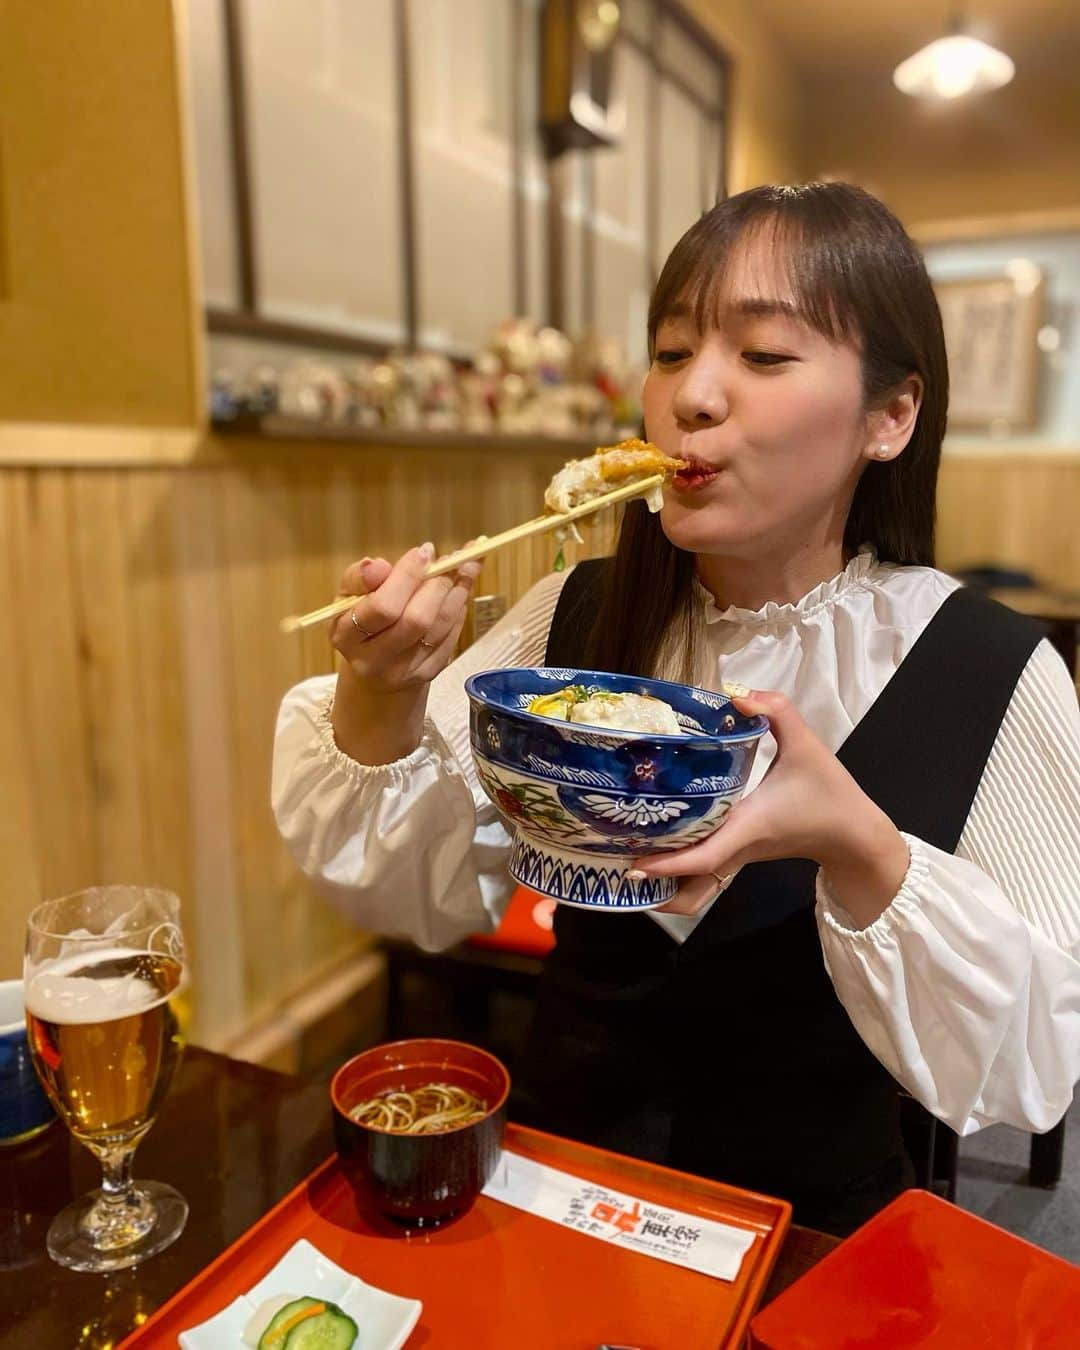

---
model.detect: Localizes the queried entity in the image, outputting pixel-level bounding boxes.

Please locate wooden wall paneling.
[1021,460,1079,590]
[294,465,338,681]
[0,476,42,976]
[69,472,150,884]
[475,450,517,611]
[220,465,306,1018]
[325,458,373,621]
[937,456,1080,592]
[430,446,467,563]
[5,470,98,900]
[123,469,196,915]
[278,466,366,978]
[171,468,245,1045]
[380,445,422,564]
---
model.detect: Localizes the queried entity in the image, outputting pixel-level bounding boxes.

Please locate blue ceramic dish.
[0,979,56,1146]
[465,667,769,911]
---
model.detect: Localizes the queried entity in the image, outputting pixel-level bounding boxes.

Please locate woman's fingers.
[401,561,484,673]
[330,538,485,683]
[633,685,852,910]
[727,687,810,756]
[653,873,728,916]
[330,544,433,654]
[338,555,392,598]
[354,543,437,636]
[633,799,760,879]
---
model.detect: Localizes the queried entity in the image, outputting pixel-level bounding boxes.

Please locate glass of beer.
[24,886,188,1272]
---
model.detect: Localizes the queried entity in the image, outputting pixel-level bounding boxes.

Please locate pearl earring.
[875,444,890,459]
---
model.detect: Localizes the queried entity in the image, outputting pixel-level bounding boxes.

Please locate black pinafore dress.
[514,559,1043,1235]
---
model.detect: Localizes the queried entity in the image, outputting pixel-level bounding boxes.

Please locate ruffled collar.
[695,549,879,627]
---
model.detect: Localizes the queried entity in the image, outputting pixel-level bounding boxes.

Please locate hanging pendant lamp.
[893,15,1015,100]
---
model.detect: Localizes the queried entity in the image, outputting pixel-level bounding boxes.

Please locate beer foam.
[25,947,170,1024]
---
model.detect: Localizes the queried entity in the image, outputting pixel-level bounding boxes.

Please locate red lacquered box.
[749,1188,1080,1350]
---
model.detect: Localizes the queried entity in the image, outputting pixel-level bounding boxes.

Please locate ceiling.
[741,0,1080,81]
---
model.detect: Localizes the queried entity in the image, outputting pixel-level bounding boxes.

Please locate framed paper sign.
[934,270,1045,430]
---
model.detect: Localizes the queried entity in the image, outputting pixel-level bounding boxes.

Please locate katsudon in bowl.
[464,667,768,911]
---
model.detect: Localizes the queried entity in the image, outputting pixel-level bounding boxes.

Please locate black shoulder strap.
[545,558,611,667]
[837,586,1045,852]
[692,586,1044,947]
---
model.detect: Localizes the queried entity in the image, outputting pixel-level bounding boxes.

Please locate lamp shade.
[893,33,1015,99]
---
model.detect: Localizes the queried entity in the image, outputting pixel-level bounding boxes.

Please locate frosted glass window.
[659,18,721,110]
[657,81,705,265]
[186,0,727,364]
[593,42,649,364]
[596,236,650,366]
[593,42,648,239]
[242,0,405,343]
[412,0,514,350]
[186,0,239,308]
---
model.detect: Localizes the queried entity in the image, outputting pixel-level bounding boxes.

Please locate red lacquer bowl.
[331,1038,509,1229]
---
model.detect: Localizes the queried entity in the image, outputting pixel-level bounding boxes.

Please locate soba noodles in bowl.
[331,1038,509,1228]
[465,667,769,912]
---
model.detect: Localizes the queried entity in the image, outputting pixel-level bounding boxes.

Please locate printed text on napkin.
[482,1151,755,1281]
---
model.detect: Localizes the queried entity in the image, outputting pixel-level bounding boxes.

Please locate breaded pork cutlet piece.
[543,438,686,515]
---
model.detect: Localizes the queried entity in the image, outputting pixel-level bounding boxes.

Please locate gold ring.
[350,610,373,639]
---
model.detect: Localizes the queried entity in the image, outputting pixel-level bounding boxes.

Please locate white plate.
[178,1237,422,1350]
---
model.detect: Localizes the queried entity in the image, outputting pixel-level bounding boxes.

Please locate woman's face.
[643,238,872,559]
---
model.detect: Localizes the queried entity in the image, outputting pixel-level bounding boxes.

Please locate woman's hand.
[328,542,483,765]
[330,542,483,692]
[632,688,911,929]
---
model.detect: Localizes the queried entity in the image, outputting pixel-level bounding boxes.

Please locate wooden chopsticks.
[279,473,663,634]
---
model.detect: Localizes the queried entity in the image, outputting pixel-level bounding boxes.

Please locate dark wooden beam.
[545,155,565,330]
[207,307,396,359]
[220,0,258,311]
[393,0,419,349]
[205,307,474,365]
[510,0,527,316]
[582,153,595,330]
[718,63,731,200]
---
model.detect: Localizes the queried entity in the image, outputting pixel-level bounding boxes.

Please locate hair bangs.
[648,198,864,356]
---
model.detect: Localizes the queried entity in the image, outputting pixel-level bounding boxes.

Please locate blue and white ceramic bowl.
[0,979,56,1145]
[465,667,768,911]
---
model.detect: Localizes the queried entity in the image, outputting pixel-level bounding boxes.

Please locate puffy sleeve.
[816,639,1080,1135]
[271,569,568,951]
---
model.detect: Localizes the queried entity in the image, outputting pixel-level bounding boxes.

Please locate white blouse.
[272,552,1080,1138]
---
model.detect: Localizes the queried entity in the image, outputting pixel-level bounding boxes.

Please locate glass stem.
[99,1146,138,1208]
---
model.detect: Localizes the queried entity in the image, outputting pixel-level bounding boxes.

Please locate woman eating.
[272,182,1080,1235]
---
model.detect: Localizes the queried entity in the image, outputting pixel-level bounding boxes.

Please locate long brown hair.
[586,182,949,681]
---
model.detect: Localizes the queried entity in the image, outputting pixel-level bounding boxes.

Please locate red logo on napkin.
[591,1200,642,1234]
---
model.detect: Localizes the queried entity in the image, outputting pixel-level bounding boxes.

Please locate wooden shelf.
[211,413,603,455]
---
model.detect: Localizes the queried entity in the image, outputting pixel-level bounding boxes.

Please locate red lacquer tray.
[121,1123,790,1349]
[749,1188,1080,1349]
